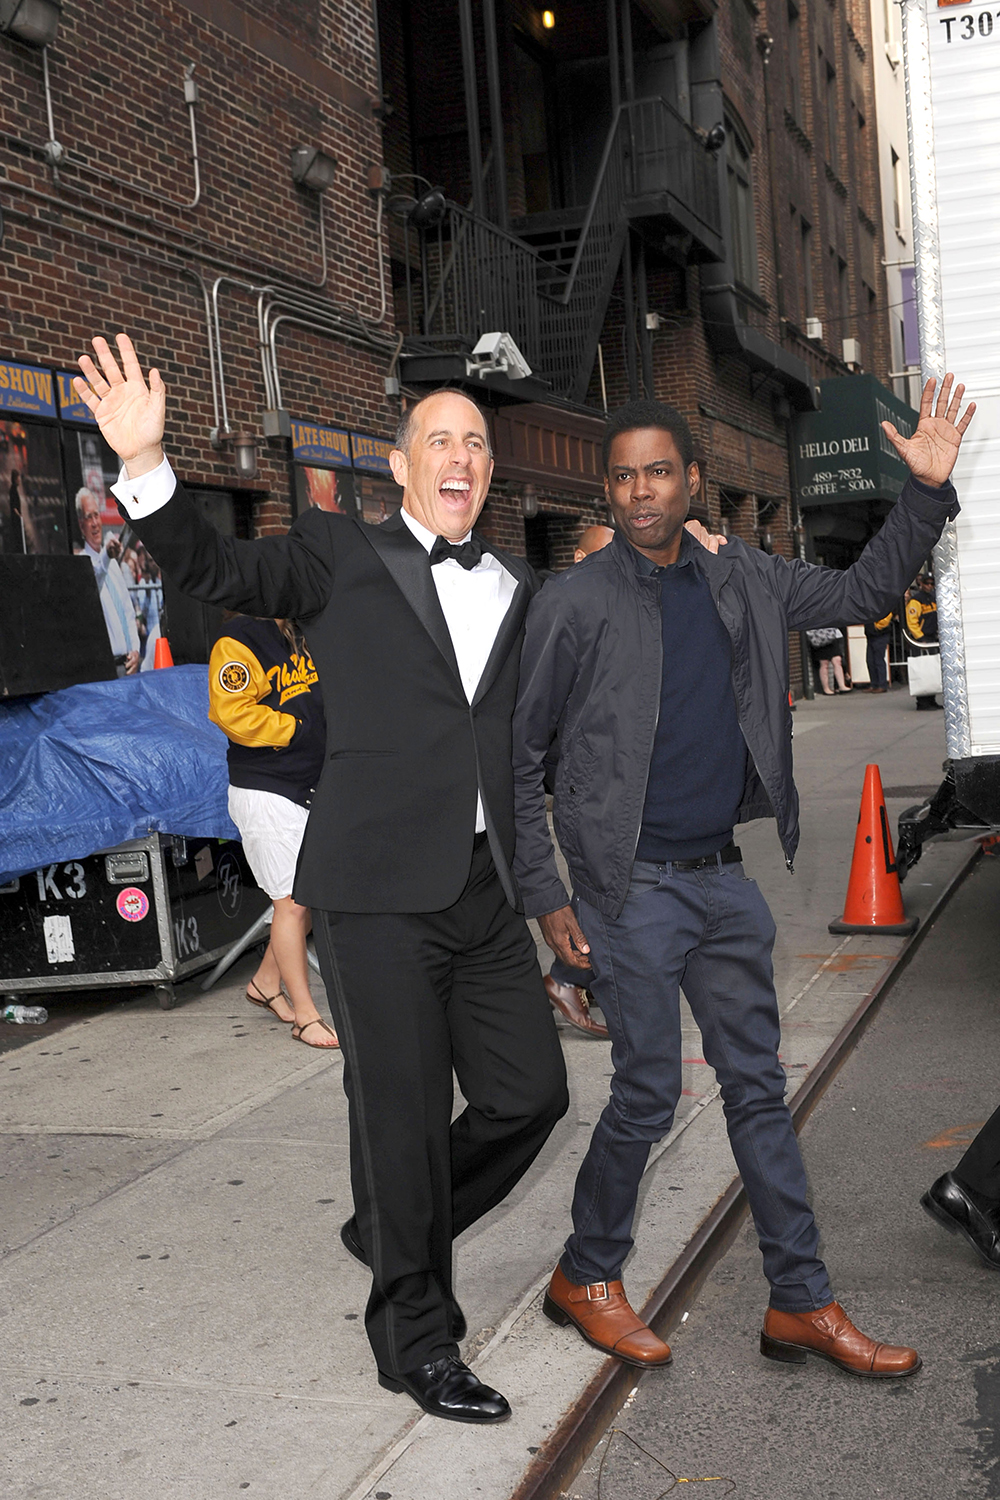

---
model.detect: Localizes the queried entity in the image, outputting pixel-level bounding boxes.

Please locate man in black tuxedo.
[75,334,569,1425]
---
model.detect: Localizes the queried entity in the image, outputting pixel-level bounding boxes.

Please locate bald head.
[573,525,615,565]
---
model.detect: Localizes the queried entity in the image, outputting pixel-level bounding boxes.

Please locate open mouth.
[439,477,472,505]
[629,511,660,529]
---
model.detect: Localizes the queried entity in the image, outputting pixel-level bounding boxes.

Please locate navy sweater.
[635,540,748,862]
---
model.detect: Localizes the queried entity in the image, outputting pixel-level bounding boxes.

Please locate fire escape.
[394,94,723,406]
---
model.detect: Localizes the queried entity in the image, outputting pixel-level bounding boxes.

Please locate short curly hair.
[602,399,695,473]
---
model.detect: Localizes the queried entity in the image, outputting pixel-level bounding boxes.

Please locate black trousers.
[313,839,569,1376]
[956,1104,1000,1201]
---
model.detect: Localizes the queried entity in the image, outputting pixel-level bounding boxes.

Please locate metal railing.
[398,96,721,401]
[626,96,720,236]
[408,204,547,369]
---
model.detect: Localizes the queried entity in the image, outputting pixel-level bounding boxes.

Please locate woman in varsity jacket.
[208,615,338,1048]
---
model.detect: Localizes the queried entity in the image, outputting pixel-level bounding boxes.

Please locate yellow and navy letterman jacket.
[208,616,325,808]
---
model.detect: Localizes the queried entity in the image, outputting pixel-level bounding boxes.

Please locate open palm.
[882,373,975,488]
[73,334,166,472]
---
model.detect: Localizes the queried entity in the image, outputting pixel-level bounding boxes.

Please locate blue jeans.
[866,638,888,689]
[561,858,833,1313]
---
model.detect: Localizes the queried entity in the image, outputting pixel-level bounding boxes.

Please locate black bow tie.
[429,535,484,571]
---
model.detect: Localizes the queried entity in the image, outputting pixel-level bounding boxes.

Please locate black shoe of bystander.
[921,1172,1000,1269]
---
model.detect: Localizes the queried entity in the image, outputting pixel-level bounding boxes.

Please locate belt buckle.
[586,1281,609,1301]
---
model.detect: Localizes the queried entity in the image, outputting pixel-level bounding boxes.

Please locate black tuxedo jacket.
[125,484,538,914]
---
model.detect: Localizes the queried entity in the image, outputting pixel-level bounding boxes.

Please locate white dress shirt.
[112,459,517,833]
[400,509,517,833]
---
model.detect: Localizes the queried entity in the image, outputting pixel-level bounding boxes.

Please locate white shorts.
[227,785,310,901]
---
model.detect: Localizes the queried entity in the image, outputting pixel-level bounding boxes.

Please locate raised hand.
[881,373,975,489]
[73,334,166,478]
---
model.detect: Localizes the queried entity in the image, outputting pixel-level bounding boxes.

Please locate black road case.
[0,833,269,1009]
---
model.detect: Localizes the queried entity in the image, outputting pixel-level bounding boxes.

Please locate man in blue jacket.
[513,376,974,1378]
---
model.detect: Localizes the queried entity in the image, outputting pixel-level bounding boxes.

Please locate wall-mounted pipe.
[182,65,202,210]
[3,185,397,477]
[210,275,260,435]
[481,0,508,230]
[40,47,64,176]
[457,0,486,219]
[35,52,201,209]
[315,197,328,290]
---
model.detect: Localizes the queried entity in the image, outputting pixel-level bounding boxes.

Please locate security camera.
[466,331,532,381]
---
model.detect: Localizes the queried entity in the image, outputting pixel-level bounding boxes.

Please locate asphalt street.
[573,851,1000,1500]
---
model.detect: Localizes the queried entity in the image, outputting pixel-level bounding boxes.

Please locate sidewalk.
[0,687,970,1500]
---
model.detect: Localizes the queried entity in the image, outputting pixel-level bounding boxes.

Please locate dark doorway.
[523,513,552,571]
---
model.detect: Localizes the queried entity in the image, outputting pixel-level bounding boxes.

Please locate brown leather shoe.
[761,1302,920,1378]
[544,975,610,1039]
[542,1264,672,1367]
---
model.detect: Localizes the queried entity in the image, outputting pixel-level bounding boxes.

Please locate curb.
[509,841,984,1500]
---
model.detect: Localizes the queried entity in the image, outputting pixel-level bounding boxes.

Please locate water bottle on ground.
[2,1003,48,1025]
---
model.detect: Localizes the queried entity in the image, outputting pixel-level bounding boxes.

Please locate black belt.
[473,829,489,849]
[667,841,742,872]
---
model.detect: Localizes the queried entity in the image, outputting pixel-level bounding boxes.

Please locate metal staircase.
[397,97,722,404]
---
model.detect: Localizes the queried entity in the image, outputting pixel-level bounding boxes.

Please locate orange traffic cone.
[153,636,175,669]
[829,764,918,935]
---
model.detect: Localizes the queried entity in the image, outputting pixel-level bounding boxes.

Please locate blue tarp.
[0,666,238,884]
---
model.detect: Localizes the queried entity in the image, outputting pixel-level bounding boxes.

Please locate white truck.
[896,0,1000,874]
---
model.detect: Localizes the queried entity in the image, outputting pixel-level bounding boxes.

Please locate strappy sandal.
[246,979,294,1023]
[291,1017,340,1049]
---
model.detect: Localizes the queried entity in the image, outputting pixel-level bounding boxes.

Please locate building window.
[787,1,802,121]
[792,208,814,322]
[823,56,839,171]
[726,118,758,291]
[838,255,850,330]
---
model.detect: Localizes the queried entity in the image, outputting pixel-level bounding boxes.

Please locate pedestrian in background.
[806,625,848,694]
[905,573,942,710]
[208,615,338,1049]
[906,573,938,645]
[864,610,894,693]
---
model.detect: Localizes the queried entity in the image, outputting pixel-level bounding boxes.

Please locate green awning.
[790,374,919,508]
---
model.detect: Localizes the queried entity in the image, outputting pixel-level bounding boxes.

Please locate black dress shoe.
[921,1172,1000,1269]
[340,1218,469,1340]
[340,1217,368,1266]
[378,1354,511,1423]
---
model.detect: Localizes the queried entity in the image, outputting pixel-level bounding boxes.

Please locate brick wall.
[0,0,394,535]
